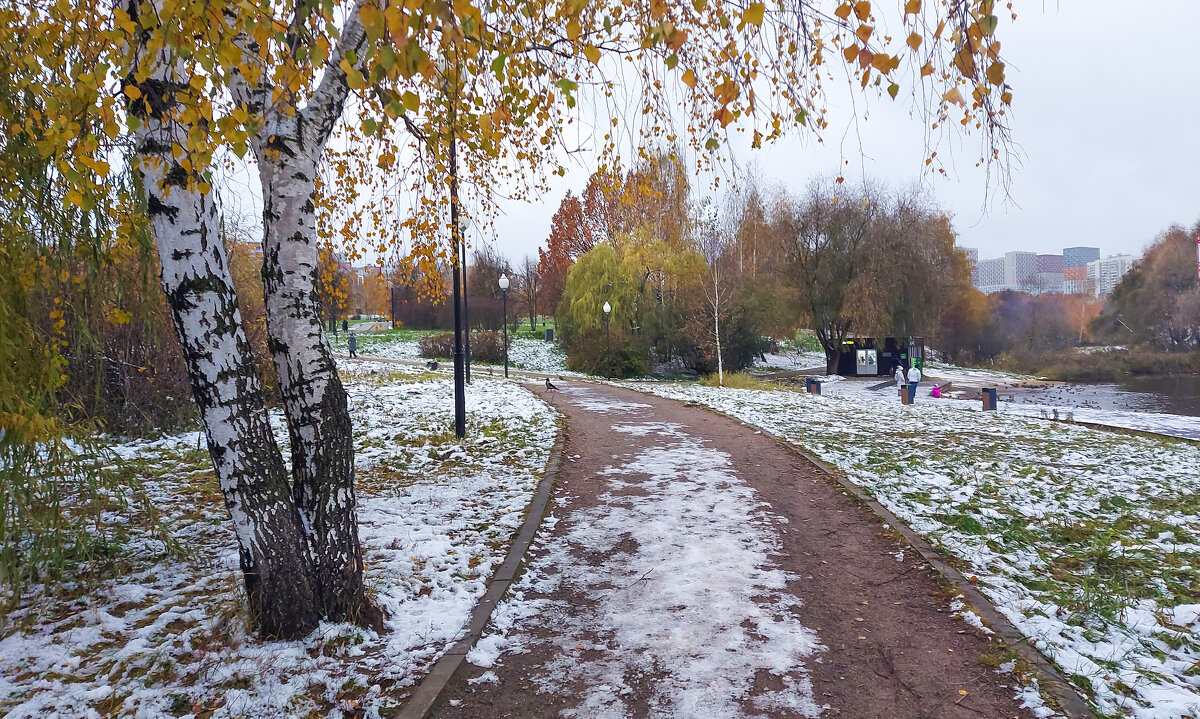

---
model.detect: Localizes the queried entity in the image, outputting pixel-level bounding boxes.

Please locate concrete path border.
[390,415,566,719]
[685,400,1100,719]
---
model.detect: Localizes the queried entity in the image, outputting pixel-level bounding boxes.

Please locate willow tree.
[15,0,1016,637]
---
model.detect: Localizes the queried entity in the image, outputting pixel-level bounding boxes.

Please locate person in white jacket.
[893,364,905,394]
[906,364,922,403]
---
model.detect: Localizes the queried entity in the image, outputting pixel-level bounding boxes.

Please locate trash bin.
[544,328,554,342]
[810,380,822,395]
[804,376,814,392]
[901,385,912,405]
[982,387,997,411]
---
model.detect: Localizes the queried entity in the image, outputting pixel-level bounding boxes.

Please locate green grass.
[701,371,783,390]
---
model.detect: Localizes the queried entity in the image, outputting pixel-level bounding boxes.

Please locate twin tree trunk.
[257,120,365,623]
[122,1,368,637]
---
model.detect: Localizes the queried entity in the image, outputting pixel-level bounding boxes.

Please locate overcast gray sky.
[488,1,1200,265]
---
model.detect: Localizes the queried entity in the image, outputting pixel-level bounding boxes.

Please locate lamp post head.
[602,301,611,315]
[498,273,509,291]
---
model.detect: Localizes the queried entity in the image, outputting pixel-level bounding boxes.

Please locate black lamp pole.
[462,240,471,384]
[447,74,466,438]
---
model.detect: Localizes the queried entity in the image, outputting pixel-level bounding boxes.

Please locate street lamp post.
[602,300,611,377]
[461,220,472,385]
[498,273,510,378]
[442,59,466,438]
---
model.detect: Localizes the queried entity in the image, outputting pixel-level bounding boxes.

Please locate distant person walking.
[906,364,922,403]
[893,364,905,394]
[348,332,357,358]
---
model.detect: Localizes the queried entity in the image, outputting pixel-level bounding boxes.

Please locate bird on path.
[545,378,558,391]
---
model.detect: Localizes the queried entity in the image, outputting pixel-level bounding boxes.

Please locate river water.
[1010,374,1200,417]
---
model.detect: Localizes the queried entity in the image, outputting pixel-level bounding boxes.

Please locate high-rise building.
[1063,246,1100,269]
[975,257,1006,292]
[1063,265,1090,295]
[1037,254,1063,273]
[1004,251,1039,290]
[1087,254,1137,297]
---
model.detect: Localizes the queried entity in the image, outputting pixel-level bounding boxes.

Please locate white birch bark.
[231,6,372,621]
[121,0,318,638]
[713,273,724,387]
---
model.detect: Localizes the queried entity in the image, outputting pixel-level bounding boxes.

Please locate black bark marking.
[265,133,297,158]
[147,192,179,221]
[163,163,189,189]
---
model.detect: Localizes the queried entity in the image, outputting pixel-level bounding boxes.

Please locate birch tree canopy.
[5,0,1017,638]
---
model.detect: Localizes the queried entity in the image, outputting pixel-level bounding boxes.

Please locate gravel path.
[429,382,1042,719]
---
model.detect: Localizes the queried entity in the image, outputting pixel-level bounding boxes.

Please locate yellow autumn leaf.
[834,2,852,21]
[360,3,384,41]
[942,86,965,106]
[904,0,921,13]
[583,44,601,64]
[870,52,893,72]
[985,60,1005,85]
[681,68,698,88]
[123,85,141,100]
[742,2,765,27]
[907,32,922,50]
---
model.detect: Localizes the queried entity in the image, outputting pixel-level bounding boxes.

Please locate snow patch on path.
[557,385,651,415]
[474,401,824,717]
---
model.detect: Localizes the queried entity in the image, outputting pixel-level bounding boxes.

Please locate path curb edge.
[392,417,568,719]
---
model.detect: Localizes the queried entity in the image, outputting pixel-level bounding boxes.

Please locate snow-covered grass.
[752,350,827,372]
[336,327,575,375]
[626,381,1200,719]
[0,361,558,718]
[817,375,1200,442]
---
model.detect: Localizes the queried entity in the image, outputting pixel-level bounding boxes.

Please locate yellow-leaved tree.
[10,0,1015,638]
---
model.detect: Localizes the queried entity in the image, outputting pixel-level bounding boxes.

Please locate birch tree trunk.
[258,139,365,622]
[240,10,372,623]
[122,0,319,639]
[713,274,724,387]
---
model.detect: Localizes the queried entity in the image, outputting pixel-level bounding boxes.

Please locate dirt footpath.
[428,382,1038,719]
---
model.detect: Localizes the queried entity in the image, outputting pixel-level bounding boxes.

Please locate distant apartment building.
[1063,265,1091,295]
[972,251,1062,294]
[975,256,1007,293]
[1036,254,1063,273]
[1036,272,1064,293]
[1004,251,1039,290]
[1087,254,1137,297]
[1063,246,1100,270]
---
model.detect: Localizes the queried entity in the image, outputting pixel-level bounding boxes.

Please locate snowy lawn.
[818,375,1200,442]
[627,381,1200,719]
[752,350,827,372]
[0,361,558,718]
[335,327,575,376]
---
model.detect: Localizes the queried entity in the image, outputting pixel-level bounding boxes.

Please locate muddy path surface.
[428,382,1039,719]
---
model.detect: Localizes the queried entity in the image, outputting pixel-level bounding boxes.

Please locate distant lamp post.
[602,300,612,377]
[498,273,510,378]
